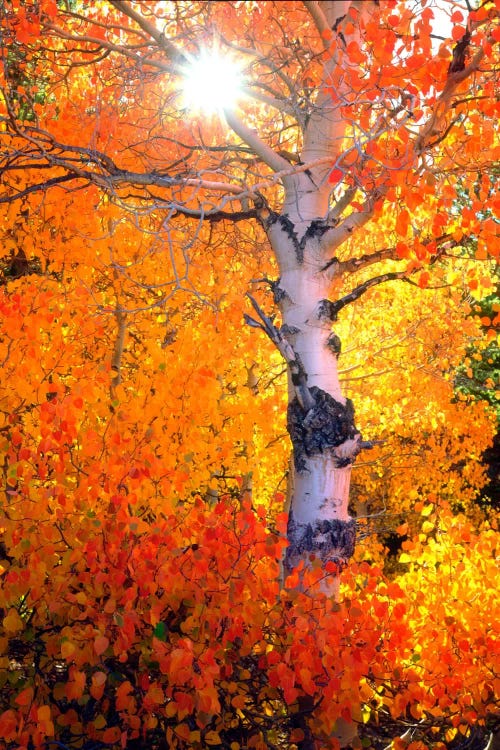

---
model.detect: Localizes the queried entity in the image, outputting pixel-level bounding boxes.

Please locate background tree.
[0,1,498,749]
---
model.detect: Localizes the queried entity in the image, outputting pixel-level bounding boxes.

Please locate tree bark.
[264,0,369,596]
[265,214,361,596]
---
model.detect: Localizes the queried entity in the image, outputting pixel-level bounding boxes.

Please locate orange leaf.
[61,641,76,659]
[396,209,409,236]
[396,241,410,258]
[418,271,430,288]
[175,723,190,741]
[102,727,121,744]
[0,710,18,741]
[94,635,109,656]
[15,687,33,707]
[205,731,222,745]
[231,694,247,710]
[37,705,52,722]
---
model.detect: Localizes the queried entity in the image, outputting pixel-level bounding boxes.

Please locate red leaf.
[329,168,343,184]
[395,209,409,236]
[452,26,466,41]
[418,271,430,288]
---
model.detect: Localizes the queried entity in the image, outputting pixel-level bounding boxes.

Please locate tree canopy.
[0,1,499,749]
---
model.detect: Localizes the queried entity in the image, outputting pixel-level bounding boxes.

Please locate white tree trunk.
[266,219,360,596]
[230,1,386,596]
[262,0,369,595]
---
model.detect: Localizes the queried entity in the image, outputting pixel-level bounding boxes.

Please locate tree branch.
[42,23,174,74]
[241,84,297,118]
[414,23,493,155]
[330,246,396,275]
[0,124,339,220]
[223,110,294,177]
[302,1,331,47]
[0,174,85,203]
[318,194,381,257]
[244,294,315,412]
[331,232,459,275]
[328,186,358,224]
[327,272,411,320]
[107,0,188,69]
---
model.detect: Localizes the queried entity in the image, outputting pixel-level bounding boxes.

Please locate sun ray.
[181,48,243,115]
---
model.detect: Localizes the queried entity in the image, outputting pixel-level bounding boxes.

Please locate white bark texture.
[263,1,366,595]
[268,220,360,595]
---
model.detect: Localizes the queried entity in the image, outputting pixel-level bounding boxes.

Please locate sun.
[181,48,243,115]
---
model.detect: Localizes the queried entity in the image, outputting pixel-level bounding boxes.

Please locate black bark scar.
[285,511,356,569]
[287,386,358,471]
[267,214,333,264]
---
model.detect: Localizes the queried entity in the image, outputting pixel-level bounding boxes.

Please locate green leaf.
[153,622,167,641]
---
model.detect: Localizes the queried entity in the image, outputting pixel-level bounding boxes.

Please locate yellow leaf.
[61,641,76,659]
[3,609,23,633]
[399,553,412,564]
[93,714,107,729]
[37,705,51,722]
[205,730,222,745]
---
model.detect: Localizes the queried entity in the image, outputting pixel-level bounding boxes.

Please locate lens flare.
[182,49,243,114]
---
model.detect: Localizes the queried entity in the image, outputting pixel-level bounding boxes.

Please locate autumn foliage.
[0,0,499,749]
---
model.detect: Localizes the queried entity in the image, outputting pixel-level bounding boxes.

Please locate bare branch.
[0,174,84,204]
[328,272,412,320]
[318,194,381,257]
[42,23,174,74]
[241,85,297,118]
[328,187,358,224]
[245,294,315,412]
[324,232,459,276]
[332,246,396,275]
[107,0,188,69]
[223,110,293,177]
